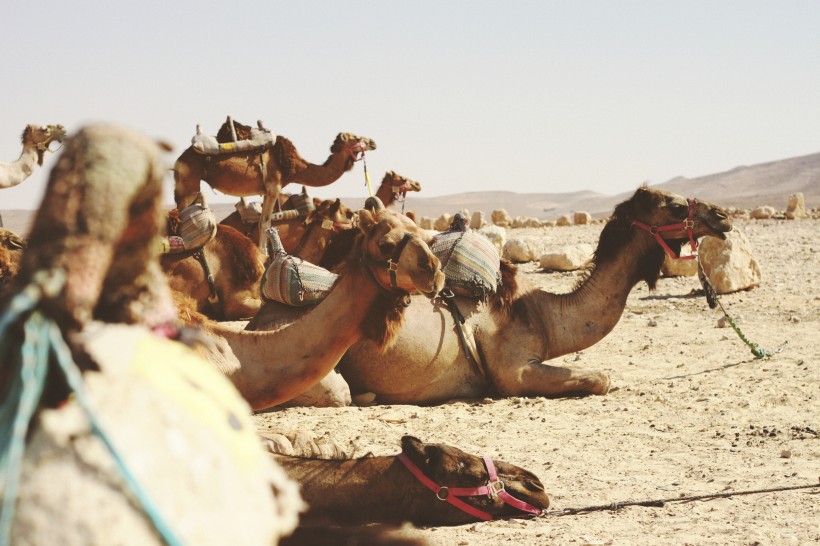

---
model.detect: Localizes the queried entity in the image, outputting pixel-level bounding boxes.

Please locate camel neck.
[212,259,391,410]
[0,146,39,189]
[290,151,354,187]
[528,234,660,359]
[374,184,396,207]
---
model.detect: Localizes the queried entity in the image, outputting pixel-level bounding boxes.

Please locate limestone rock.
[503,236,547,263]
[555,214,572,226]
[433,213,452,232]
[477,225,507,255]
[786,192,806,220]
[573,211,592,225]
[491,209,512,227]
[539,243,594,271]
[469,211,486,229]
[419,216,434,230]
[750,206,776,219]
[661,254,698,277]
[698,229,762,294]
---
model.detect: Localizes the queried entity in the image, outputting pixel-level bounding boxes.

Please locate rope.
[697,260,786,359]
[541,481,820,517]
[362,154,373,197]
[0,269,185,546]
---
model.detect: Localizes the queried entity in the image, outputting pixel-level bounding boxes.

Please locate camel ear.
[358,209,376,230]
[405,211,416,223]
[330,198,341,213]
[400,435,425,457]
[364,196,385,212]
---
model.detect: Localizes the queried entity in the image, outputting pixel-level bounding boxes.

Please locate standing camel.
[173,119,376,251]
[0,124,67,189]
[375,170,423,210]
[190,207,445,411]
[338,187,733,404]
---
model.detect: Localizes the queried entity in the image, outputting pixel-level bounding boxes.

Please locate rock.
[512,216,542,228]
[477,225,507,255]
[573,211,592,225]
[698,229,762,294]
[503,236,547,263]
[469,211,486,229]
[491,209,512,227]
[750,206,776,219]
[661,254,698,277]
[512,216,528,228]
[433,213,452,231]
[555,214,572,226]
[785,192,806,219]
[419,216,434,230]
[539,243,594,271]
[524,217,542,228]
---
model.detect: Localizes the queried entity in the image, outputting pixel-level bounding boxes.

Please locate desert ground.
[257,217,819,545]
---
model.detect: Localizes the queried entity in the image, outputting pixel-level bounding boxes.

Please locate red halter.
[345,139,367,162]
[397,453,543,521]
[631,198,699,260]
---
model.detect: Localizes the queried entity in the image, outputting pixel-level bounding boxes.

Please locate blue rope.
[0,271,185,546]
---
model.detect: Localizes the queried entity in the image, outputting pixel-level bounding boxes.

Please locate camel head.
[22,124,68,165]
[331,132,377,167]
[399,435,551,523]
[382,170,422,193]
[356,208,444,298]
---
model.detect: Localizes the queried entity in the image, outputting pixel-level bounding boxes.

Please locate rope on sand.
[541,481,820,517]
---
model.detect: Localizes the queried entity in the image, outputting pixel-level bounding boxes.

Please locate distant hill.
[3,151,818,234]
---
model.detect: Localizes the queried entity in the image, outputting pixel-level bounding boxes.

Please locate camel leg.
[494,360,611,397]
[257,184,281,253]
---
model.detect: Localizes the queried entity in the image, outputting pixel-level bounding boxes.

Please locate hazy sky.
[2,1,819,210]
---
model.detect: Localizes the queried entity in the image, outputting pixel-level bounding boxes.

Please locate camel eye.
[668,202,687,214]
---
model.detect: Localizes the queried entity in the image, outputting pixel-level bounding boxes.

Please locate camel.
[191,206,445,411]
[173,118,376,251]
[1,124,301,545]
[0,227,25,291]
[375,170,422,210]
[0,123,67,189]
[274,435,550,526]
[337,186,733,405]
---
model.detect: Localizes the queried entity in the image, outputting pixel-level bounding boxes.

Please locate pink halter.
[631,198,699,260]
[397,453,543,521]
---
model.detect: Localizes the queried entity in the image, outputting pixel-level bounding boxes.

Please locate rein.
[397,453,542,521]
[632,198,698,260]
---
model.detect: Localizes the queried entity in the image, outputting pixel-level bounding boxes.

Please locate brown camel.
[0,123,67,189]
[2,124,300,545]
[274,435,550,526]
[192,207,445,411]
[0,227,25,291]
[375,170,423,210]
[161,223,267,320]
[173,119,376,251]
[337,187,733,404]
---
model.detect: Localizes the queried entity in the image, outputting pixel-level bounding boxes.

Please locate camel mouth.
[703,213,733,240]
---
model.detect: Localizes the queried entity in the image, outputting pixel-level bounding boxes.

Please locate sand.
[256,217,819,545]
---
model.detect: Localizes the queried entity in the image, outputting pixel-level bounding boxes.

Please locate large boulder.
[503,236,547,263]
[555,214,572,226]
[469,211,486,229]
[477,225,507,255]
[698,230,761,294]
[661,254,698,277]
[491,209,512,227]
[418,216,434,230]
[573,211,593,225]
[539,243,594,271]
[750,206,776,219]
[433,213,452,231]
[786,192,807,220]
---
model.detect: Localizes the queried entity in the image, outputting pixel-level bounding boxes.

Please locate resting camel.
[0,227,25,290]
[0,123,67,189]
[173,118,376,251]
[191,206,445,411]
[375,170,423,210]
[275,435,550,526]
[337,186,733,404]
[1,124,300,545]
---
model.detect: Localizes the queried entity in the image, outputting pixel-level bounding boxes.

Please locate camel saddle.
[161,195,218,254]
[430,214,501,300]
[191,118,275,156]
[260,228,338,306]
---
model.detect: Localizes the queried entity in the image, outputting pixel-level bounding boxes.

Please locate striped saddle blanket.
[161,200,217,254]
[431,222,501,300]
[260,228,338,306]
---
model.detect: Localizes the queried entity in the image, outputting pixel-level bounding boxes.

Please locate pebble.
[780,450,792,458]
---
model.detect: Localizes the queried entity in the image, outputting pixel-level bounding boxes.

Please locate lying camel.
[338,186,733,404]
[0,227,25,290]
[192,206,445,411]
[275,435,550,526]
[0,123,66,189]
[1,124,300,545]
[174,118,375,251]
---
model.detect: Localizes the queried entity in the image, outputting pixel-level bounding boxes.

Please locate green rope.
[0,270,185,546]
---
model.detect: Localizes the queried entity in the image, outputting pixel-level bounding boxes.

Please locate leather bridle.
[397,453,543,521]
[345,139,368,162]
[631,198,699,260]
[361,233,415,296]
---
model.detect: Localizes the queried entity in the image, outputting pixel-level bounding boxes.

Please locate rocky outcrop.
[786,192,806,220]
[539,243,594,271]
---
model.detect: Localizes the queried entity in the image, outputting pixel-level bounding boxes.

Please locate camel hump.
[190,117,276,156]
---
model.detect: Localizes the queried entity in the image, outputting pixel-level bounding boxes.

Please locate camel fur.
[338,187,733,404]
[375,170,423,209]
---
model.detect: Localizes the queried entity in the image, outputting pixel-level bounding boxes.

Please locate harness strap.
[361,233,414,291]
[632,198,698,260]
[439,289,487,382]
[193,250,219,305]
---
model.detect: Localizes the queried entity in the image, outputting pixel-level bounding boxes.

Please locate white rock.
[539,243,594,271]
[491,209,512,227]
[785,192,806,220]
[433,213,452,231]
[503,236,547,263]
[698,229,762,294]
[477,225,507,255]
[750,206,776,219]
[661,254,698,277]
[555,214,572,226]
[573,211,592,225]
[469,211,486,229]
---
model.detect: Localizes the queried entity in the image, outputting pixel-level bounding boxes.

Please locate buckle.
[488,479,505,498]
[436,487,449,501]
[386,259,398,273]
[649,226,659,235]
[684,219,695,229]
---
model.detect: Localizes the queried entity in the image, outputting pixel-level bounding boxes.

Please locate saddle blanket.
[431,228,501,300]
[191,125,276,155]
